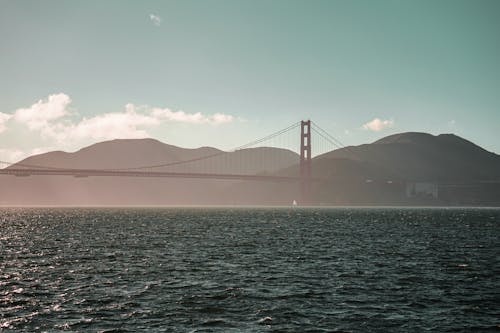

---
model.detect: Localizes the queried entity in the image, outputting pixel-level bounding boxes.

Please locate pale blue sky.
[1,0,499,162]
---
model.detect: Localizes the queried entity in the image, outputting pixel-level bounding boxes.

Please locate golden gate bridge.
[0,120,345,204]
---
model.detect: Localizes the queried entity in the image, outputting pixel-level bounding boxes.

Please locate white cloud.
[362,118,394,132]
[67,109,160,141]
[0,94,236,164]
[0,112,11,133]
[211,113,234,124]
[151,107,205,123]
[7,94,234,144]
[14,93,71,131]
[149,14,161,26]
[150,107,234,125]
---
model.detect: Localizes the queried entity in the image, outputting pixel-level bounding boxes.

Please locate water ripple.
[0,207,499,332]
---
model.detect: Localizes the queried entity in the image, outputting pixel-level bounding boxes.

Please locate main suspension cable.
[0,121,302,171]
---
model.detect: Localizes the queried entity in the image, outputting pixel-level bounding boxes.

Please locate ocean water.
[0,208,499,332]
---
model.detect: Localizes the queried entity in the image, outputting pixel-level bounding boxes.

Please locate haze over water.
[1,207,499,332]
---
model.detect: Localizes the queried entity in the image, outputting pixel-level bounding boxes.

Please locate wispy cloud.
[362,118,394,132]
[149,14,161,26]
[150,106,234,125]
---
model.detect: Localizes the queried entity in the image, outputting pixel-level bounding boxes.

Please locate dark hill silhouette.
[314,132,500,182]
[1,132,499,206]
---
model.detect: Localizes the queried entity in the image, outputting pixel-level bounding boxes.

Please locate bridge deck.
[0,168,307,182]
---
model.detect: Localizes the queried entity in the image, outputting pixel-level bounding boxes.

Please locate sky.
[1,0,499,163]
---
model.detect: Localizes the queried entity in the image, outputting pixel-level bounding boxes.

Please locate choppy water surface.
[1,208,499,332]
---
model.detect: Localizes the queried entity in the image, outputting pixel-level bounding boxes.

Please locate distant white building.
[406,182,438,199]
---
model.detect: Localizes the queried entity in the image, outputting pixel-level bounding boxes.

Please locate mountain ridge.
[1,132,499,206]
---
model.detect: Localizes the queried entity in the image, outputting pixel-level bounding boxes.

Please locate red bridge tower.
[300,120,312,205]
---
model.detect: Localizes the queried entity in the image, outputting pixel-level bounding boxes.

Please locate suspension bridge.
[0,120,346,204]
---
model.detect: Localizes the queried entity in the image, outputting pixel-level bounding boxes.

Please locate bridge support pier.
[300,120,312,205]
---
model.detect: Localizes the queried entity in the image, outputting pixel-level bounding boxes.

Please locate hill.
[307,132,500,205]
[1,133,499,206]
[0,139,298,205]
[315,132,500,182]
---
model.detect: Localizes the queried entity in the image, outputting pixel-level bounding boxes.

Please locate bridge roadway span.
[0,168,316,182]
